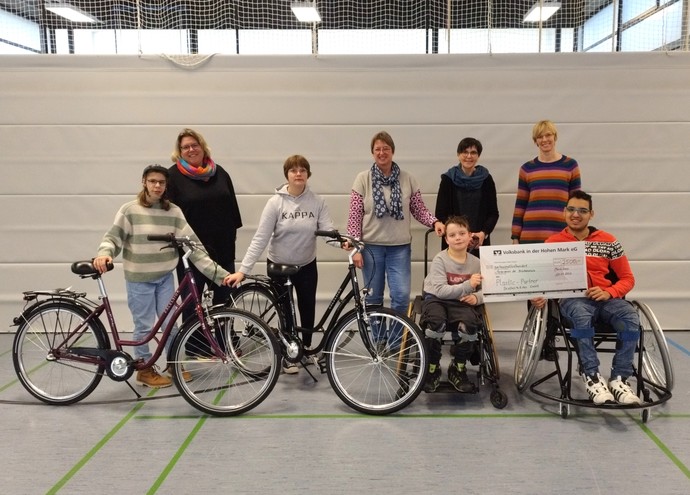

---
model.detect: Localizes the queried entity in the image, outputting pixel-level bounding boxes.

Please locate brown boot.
[163,364,193,383]
[136,366,172,388]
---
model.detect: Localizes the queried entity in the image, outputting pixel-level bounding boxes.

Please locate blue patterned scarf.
[372,162,404,220]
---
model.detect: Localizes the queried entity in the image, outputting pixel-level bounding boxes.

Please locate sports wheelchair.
[408,229,508,409]
[514,298,673,422]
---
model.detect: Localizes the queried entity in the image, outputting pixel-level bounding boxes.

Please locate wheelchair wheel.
[490,389,508,409]
[480,306,500,376]
[514,304,548,392]
[171,308,280,416]
[634,301,674,391]
[641,407,650,423]
[325,308,427,415]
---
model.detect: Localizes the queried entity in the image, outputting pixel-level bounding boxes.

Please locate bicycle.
[228,230,428,415]
[11,234,280,416]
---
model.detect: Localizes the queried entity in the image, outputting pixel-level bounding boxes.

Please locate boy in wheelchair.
[420,216,483,393]
[532,190,642,406]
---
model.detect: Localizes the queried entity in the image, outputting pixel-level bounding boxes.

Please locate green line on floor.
[147,416,208,494]
[47,389,158,494]
[0,377,19,393]
[639,422,690,480]
[133,411,672,420]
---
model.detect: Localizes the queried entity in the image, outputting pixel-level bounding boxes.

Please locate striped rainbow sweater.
[511,155,581,244]
[97,200,229,284]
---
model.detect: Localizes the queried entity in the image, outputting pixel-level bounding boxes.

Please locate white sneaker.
[609,376,642,405]
[282,359,299,375]
[582,372,615,405]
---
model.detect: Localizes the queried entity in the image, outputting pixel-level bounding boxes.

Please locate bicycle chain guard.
[283,335,304,363]
[106,350,135,381]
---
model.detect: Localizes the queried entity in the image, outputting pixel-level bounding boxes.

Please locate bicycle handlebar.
[314,230,339,239]
[314,230,364,255]
[147,234,196,248]
[314,230,361,245]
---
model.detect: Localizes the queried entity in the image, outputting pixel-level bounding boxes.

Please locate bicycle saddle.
[71,260,113,276]
[267,263,301,277]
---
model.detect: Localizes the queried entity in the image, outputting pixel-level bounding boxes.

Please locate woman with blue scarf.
[435,137,499,257]
[347,131,444,334]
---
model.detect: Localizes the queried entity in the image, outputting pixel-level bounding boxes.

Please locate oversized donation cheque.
[479,241,587,303]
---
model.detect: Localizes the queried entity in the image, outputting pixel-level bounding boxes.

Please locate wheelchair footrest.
[429,380,479,394]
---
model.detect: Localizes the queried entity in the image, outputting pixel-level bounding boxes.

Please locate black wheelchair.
[514,298,673,422]
[408,229,508,409]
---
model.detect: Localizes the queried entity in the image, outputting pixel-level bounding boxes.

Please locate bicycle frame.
[240,232,377,358]
[113,258,218,367]
[40,247,218,371]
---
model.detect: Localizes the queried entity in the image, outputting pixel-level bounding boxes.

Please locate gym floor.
[0,330,688,494]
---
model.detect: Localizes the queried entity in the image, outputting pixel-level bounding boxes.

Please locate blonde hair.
[532,120,558,142]
[171,128,212,162]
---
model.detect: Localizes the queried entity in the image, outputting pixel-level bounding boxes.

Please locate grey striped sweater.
[97,200,229,284]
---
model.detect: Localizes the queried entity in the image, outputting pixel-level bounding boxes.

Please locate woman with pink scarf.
[167,128,242,355]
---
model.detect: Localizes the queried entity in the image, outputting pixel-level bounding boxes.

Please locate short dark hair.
[142,164,169,179]
[457,137,483,156]
[445,215,470,231]
[283,154,312,179]
[569,190,592,210]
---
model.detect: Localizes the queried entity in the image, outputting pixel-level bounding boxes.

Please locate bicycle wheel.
[514,304,548,392]
[171,308,280,416]
[13,301,108,405]
[325,308,427,415]
[634,301,674,391]
[227,284,285,333]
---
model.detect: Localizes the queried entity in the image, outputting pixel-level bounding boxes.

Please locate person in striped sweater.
[511,120,581,245]
[93,165,233,388]
[511,120,582,361]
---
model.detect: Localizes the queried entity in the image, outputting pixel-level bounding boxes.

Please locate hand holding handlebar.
[315,230,365,267]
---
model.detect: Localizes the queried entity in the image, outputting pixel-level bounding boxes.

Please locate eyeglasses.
[565,206,590,215]
[460,150,479,157]
[373,146,392,154]
[146,179,167,186]
[180,143,201,152]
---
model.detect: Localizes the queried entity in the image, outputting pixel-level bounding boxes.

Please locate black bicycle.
[228,230,428,415]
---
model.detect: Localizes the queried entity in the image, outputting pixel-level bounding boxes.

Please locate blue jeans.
[559,297,639,379]
[362,243,411,316]
[126,272,179,362]
[362,244,411,344]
